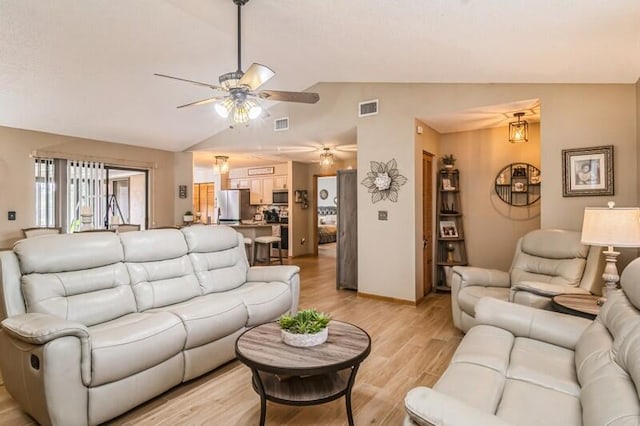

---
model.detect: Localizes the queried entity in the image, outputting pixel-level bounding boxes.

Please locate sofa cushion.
[510,252,586,287]
[520,229,588,260]
[184,226,249,293]
[121,229,201,311]
[14,232,123,274]
[119,228,188,262]
[496,379,582,426]
[126,256,201,311]
[225,281,291,326]
[21,264,135,327]
[149,293,247,349]
[458,286,509,317]
[89,312,185,386]
[576,290,640,426]
[434,325,513,413]
[507,337,579,397]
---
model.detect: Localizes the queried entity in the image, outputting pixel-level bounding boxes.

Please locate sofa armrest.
[512,281,590,297]
[452,266,510,289]
[404,387,513,426]
[475,297,591,350]
[247,265,300,313]
[2,313,91,385]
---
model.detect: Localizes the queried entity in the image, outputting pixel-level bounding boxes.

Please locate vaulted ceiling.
[1,0,638,155]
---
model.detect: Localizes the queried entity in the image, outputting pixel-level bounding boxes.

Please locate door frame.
[422,151,435,296]
[312,173,337,256]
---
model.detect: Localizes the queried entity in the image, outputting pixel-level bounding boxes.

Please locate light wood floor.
[0,252,462,425]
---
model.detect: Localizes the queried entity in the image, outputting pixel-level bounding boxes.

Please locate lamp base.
[598,249,620,304]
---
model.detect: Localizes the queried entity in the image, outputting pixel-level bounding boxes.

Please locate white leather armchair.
[451,229,603,332]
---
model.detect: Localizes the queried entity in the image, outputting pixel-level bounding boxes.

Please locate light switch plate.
[8,211,16,221]
[378,210,388,221]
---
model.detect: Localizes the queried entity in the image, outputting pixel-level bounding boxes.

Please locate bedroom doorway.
[313,174,337,257]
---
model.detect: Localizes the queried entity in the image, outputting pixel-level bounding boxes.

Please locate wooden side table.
[551,294,601,320]
[235,320,371,426]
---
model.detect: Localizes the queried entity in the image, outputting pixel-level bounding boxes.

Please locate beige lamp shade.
[581,206,640,247]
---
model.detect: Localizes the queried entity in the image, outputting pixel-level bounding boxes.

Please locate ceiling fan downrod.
[233,0,250,73]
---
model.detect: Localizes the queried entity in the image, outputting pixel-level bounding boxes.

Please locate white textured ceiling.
[1,0,639,154]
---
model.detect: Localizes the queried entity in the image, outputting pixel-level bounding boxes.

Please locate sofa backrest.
[182,225,249,294]
[509,229,601,292]
[13,233,136,326]
[575,258,640,425]
[120,229,201,311]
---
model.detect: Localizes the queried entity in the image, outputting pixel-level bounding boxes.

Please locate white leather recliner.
[451,229,603,332]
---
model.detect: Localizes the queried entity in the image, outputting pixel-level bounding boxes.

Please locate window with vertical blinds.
[34,158,56,227]
[67,160,105,231]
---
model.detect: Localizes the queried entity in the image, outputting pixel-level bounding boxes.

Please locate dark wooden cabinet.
[436,169,468,291]
[336,170,357,290]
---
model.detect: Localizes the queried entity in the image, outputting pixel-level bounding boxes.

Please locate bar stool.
[253,236,283,265]
[243,237,254,265]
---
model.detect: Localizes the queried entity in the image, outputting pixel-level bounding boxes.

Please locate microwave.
[272,189,288,205]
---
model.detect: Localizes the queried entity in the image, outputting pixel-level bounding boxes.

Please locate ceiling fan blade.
[154,73,225,91]
[177,96,226,109]
[239,63,275,90]
[258,90,320,104]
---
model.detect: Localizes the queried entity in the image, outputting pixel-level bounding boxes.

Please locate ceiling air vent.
[274,117,289,131]
[358,99,379,117]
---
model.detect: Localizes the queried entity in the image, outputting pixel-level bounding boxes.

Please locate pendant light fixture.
[509,112,528,143]
[213,155,230,174]
[320,148,334,167]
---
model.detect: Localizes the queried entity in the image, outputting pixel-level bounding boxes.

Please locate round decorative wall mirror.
[494,163,541,206]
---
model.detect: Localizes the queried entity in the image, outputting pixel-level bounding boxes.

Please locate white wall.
[317,176,337,207]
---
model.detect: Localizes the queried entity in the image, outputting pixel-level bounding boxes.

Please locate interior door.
[423,152,434,295]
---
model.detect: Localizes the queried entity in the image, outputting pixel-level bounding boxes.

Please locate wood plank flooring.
[0,248,462,425]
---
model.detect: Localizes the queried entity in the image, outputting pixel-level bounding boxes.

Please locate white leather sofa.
[0,225,300,425]
[405,257,640,426]
[451,229,603,332]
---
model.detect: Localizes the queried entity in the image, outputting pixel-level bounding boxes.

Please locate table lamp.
[581,202,640,301]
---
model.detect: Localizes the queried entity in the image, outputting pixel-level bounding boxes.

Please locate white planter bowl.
[281,327,328,347]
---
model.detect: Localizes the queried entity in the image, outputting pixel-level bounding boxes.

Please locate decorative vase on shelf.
[281,327,329,347]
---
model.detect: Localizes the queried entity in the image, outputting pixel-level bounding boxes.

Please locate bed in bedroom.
[318,206,337,244]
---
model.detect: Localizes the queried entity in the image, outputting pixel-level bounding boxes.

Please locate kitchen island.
[227,222,288,261]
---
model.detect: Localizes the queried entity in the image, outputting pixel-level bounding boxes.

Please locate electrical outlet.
[378,210,388,221]
[8,211,16,221]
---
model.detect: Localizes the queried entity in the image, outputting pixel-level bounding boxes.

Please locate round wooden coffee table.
[235,320,371,426]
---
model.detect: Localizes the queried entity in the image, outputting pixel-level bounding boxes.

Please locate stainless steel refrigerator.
[216,189,252,223]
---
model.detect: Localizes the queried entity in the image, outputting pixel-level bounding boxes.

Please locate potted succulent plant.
[441,154,456,170]
[278,308,331,347]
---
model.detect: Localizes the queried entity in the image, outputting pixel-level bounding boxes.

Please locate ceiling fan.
[155,0,319,126]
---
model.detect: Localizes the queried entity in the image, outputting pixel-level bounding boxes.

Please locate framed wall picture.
[562,145,614,197]
[439,220,459,238]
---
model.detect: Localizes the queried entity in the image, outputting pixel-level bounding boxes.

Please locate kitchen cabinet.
[228,179,250,190]
[273,175,287,189]
[250,178,273,205]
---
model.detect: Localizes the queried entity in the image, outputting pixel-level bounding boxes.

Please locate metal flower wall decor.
[361,159,408,203]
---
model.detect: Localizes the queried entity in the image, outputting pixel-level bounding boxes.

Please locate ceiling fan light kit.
[155,0,319,127]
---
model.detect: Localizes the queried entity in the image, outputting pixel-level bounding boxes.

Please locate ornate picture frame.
[562,145,614,197]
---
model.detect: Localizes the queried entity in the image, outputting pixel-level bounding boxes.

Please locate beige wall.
[173,152,195,221]
[0,126,189,247]
[441,124,541,271]
[199,82,636,302]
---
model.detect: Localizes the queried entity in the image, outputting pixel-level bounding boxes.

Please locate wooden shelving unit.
[435,169,468,292]
[494,163,541,206]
